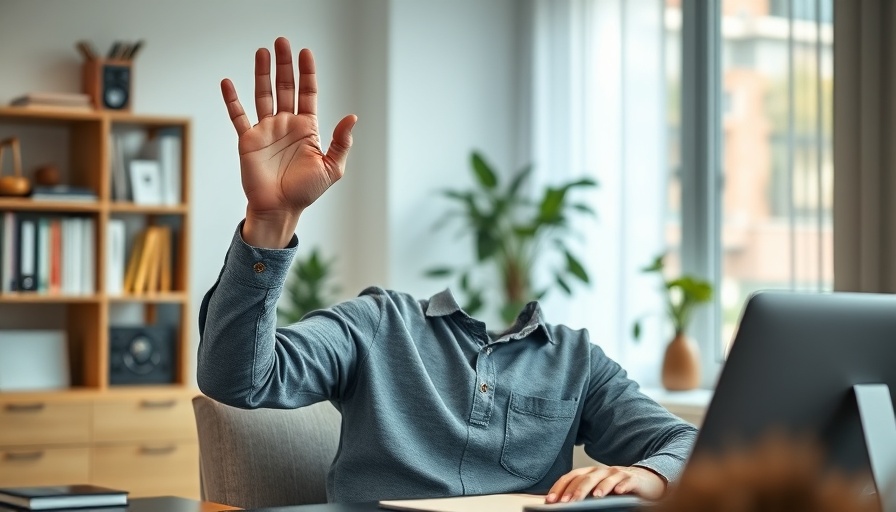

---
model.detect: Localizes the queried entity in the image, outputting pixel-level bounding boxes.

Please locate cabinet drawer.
[0,401,90,445]
[0,447,89,486]
[91,441,199,499]
[93,397,196,442]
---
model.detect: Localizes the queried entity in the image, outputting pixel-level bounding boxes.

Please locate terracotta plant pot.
[662,333,701,391]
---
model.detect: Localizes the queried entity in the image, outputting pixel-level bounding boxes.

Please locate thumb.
[325,114,357,172]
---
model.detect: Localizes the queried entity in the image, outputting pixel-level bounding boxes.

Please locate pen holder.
[82,58,132,111]
[0,137,31,197]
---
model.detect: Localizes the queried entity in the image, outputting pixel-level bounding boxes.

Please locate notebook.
[0,485,128,510]
[379,493,646,512]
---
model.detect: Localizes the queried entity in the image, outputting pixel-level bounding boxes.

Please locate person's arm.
[546,344,698,502]
[197,37,361,409]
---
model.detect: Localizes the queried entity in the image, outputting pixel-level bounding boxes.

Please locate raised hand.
[221,37,357,248]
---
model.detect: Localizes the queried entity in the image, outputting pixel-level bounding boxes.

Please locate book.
[16,215,37,291]
[0,212,15,293]
[30,185,98,202]
[106,219,126,295]
[380,494,646,512]
[143,131,181,205]
[10,92,92,110]
[0,485,127,510]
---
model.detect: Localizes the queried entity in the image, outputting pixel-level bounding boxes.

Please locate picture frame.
[129,159,163,205]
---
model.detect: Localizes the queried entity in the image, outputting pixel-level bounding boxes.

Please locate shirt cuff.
[632,453,688,483]
[221,220,299,289]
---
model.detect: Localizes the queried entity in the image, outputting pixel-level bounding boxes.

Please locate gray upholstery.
[192,395,341,508]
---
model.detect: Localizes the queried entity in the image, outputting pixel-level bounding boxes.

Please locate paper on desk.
[379,493,645,512]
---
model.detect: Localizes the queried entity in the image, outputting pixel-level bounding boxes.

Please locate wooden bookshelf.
[0,106,197,498]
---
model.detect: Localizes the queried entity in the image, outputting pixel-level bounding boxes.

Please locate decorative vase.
[661,333,701,391]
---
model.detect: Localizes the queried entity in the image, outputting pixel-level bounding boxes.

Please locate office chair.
[191,395,341,508]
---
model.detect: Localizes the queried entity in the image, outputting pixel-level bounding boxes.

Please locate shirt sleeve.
[576,343,698,483]
[197,221,382,409]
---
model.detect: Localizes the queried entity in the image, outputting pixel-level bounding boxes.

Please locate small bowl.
[0,176,31,196]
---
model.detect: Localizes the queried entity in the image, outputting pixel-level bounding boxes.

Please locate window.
[665,0,833,366]
[527,0,833,386]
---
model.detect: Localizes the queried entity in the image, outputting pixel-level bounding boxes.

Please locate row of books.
[0,214,175,296]
[0,485,127,511]
[110,131,182,205]
[121,225,173,294]
[0,213,95,295]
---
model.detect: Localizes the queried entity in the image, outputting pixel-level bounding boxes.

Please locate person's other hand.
[221,37,357,248]
[545,465,667,503]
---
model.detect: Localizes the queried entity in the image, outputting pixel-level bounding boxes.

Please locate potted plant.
[425,150,596,325]
[278,248,340,325]
[633,253,713,391]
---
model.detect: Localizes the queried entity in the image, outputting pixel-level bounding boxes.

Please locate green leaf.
[565,251,589,283]
[476,231,501,261]
[571,203,597,216]
[632,321,642,340]
[471,152,498,189]
[424,267,454,278]
[641,253,665,273]
[512,225,538,239]
[555,274,572,294]
[538,188,566,223]
[506,164,533,200]
[559,177,598,191]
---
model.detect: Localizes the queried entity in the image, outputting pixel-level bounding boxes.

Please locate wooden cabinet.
[0,107,197,497]
[0,391,199,498]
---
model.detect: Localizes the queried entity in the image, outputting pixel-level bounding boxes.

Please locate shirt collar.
[424,288,556,344]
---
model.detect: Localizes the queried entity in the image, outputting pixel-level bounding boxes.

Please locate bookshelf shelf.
[0,293,102,303]
[0,107,196,497]
[0,198,102,212]
[108,292,189,303]
[109,203,188,214]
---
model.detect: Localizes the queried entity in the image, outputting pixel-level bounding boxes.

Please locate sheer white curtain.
[524,0,669,384]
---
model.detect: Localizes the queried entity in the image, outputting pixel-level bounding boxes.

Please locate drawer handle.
[4,403,45,413]
[140,445,177,455]
[139,399,177,409]
[4,450,45,461]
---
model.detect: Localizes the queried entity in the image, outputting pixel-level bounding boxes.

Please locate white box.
[0,330,70,391]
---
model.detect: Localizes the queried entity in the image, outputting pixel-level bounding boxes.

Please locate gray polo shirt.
[197,224,697,503]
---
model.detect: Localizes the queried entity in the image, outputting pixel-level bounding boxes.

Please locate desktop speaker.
[109,326,175,385]
[83,60,132,110]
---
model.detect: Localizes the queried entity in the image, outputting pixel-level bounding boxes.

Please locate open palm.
[221,37,356,221]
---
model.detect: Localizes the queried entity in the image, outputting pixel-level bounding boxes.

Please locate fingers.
[254,48,273,120]
[325,114,358,173]
[546,467,594,503]
[274,36,295,114]
[546,466,637,503]
[220,79,251,136]
[592,470,630,498]
[297,48,317,116]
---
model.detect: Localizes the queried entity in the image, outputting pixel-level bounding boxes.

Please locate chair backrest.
[191,395,341,508]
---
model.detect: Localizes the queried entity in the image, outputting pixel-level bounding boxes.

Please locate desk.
[130,497,239,512]
[132,498,375,512]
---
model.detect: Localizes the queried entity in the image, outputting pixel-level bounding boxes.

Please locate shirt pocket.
[500,391,579,481]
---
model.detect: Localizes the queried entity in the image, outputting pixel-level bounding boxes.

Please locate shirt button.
[480,383,488,393]
[253,262,266,273]
[486,347,493,355]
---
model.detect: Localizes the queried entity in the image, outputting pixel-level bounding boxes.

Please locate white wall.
[386,0,522,319]
[0,0,523,380]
